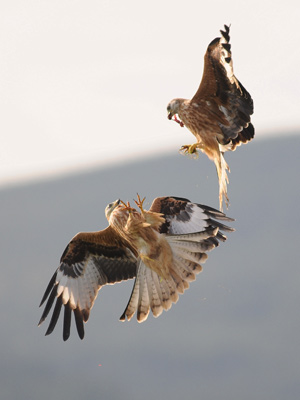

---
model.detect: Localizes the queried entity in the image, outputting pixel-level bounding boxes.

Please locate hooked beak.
[105,199,121,220]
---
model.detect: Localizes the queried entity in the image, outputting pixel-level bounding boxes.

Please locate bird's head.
[105,199,121,220]
[167,98,182,120]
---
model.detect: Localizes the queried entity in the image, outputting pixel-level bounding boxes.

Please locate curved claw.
[120,200,135,213]
[134,193,146,213]
[180,144,199,155]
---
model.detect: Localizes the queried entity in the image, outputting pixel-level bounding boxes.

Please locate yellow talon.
[134,193,146,213]
[180,144,199,159]
[180,144,199,154]
[120,200,135,213]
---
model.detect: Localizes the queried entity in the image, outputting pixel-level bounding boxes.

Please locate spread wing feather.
[120,197,234,322]
[38,227,137,340]
[39,197,234,338]
[149,196,234,235]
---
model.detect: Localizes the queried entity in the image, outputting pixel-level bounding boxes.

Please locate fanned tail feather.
[120,230,220,322]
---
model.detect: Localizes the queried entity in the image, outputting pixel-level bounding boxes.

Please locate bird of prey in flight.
[167,25,254,211]
[38,195,234,340]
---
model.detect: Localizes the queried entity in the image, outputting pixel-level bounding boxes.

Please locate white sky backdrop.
[0,0,299,186]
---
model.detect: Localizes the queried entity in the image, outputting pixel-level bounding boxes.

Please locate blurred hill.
[0,134,300,400]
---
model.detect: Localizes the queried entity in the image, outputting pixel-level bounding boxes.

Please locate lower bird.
[167,25,254,211]
[38,195,234,340]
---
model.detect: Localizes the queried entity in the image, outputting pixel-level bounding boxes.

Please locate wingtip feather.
[39,271,57,307]
[74,308,85,339]
[63,305,71,341]
[119,312,126,322]
[45,297,63,336]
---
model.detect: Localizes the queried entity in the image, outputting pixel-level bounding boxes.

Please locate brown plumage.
[167,25,254,211]
[38,195,234,340]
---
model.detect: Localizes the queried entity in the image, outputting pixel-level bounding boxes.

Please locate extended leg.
[120,200,135,213]
[180,143,201,155]
[134,193,146,213]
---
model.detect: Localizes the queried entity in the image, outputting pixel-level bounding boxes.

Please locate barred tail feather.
[120,230,221,323]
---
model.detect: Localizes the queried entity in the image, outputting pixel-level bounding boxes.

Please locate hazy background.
[0,0,299,186]
[1,135,300,399]
[1,1,300,399]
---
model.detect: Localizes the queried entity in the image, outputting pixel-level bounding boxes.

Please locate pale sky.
[0,0,299,186]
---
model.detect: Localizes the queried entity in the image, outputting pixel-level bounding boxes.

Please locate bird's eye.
[167,105,171,112]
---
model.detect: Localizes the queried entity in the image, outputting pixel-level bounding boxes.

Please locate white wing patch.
[167,203,209,234]
[56,259,102,315]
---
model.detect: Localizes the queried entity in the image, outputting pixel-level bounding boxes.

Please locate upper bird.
[38,195,234,340]
[167,25,254,211]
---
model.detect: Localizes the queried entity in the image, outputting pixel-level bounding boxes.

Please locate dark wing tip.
[207,218,235,234]
[220,24,231,42]
[39,277,86,340]
[222,43,231,52]
[230,122,255,149]
[38,285,57,327]
[37,316,45,327]
[243,123,255,141]
[207,25,231,50]
[39,271,57,307]
[74,308,85,339]
[63,305,72,341]
[197,204,235,234]
[119,311,126,321]
[200,203,235,221]
[45,297,63,336]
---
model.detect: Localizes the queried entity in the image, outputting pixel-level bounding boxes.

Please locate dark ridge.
[208,37,221,47]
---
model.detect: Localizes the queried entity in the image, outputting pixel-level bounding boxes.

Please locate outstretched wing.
[150,196,234,237]
[120,197,234,322]
[192,25,254,148]
[38,226,137,340]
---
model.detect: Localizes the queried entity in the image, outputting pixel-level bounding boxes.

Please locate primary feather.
[39,196,234,340]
